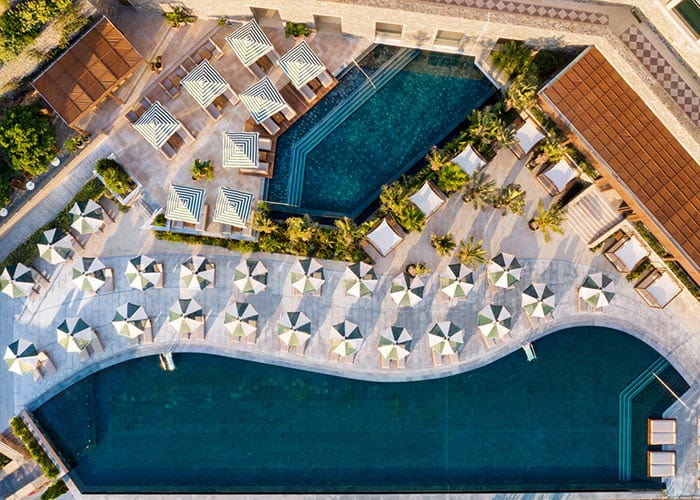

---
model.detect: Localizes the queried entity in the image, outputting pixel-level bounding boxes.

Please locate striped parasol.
[378,326,412,361]
[112,302,149,339]
[212,187,254,228]
[579,273,616,309]
[222,132,259,168]
[477,304,512,340]
[439,263,474,299]
[225,19,274,67]
[181,60,231,108]
[0,263,36,298]
[165,184,205,224]
[69,199,104,235]
[487,253,522,289]
[277,311,311,348]
[224,302,258,339]
[290,258,325,294]
[240,77,287,124]
[277,40,326,89]
[329,320,363,357]
[4,339,39,375]
[56,318,93,353]
[71,257,107,292]
[37,228,73,264]
[427,321,464,356]
[390,273,424,307]
[343,262,378,298]
[125,255,162,290]
[168,298,204,334]
[522,283,556,318]
[133,101,181,149]
[233,259,267,294]
[180,256,215,290]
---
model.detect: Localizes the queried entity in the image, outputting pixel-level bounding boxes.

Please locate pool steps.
[285,47,420,207]
[617,356,669,481]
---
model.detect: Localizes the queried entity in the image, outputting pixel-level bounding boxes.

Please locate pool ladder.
[159,352,176,371]
[285,47,420,207]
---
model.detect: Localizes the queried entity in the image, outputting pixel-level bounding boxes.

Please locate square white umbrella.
[180,256,215,290]
[239,77,287,124]
[277,40,326,89]
[233,259,267,294]
[181,59,231,109]
[224,302,258,339]
[212,187,254,228]
[165,184,205,224]
[223,132,259,169]
[225,19,274,67]
[133,101,182,149]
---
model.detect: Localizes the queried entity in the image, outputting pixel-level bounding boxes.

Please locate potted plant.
[63,134,90,153]
[284,22,312,39]
[149,55,163,73]
[528,200,568,242]
[163,6,195,28]
[190,159,214,181]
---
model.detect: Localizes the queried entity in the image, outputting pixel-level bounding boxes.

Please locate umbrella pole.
[526,313,534,329]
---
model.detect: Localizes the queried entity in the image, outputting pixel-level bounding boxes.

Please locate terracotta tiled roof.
[33,17,143,126]
[542,48,700,271]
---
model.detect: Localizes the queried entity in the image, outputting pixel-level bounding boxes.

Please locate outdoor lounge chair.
[261,118,280,135]
[634,269,682,309]
[160,141,177,160]
[159,77,181,100]
[195,204,209,231]
[604,234,649,273]
[363,217,405,258]
[91,332,104,353]
[410,180,447,218]
[317,70,334,88]
[202,38,223,59]
[281,105,297,121]
[648,451,675,477]
[536,158,579,196]
[37,351,56,375]
[259,137,273,151]
[648,419,676,445]
[452,144,487,175]
[101,268,114,293]
[205,102,222,120]
[297,84,316,103]
[510,117,546,159]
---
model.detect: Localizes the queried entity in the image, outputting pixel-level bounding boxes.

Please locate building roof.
[541,47,700,274]
[32,17,143,126]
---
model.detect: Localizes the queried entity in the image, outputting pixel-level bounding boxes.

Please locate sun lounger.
[159,77,181,99]
[37,351,56,375]
[364,217,405,257]
[297,84,316,103]
[410,180,446,218]
[648,451,675,477]
[431,350,442,366]
[259,137,273,151]
[32,367,43,381]
[648,419,676,445]
[511,118,546,159]
[203,38,223,59]
[143,323,154,343]
[536,158,579,195]
[604,234,649,273]
[635,269,682,309]
[452,144,487,175]
[196,204,209,231]
[205,102,222,120]
[91,332,104,353]
[79,348,90,361]
[160,142,177,160]
[317,70,334,88]
[281,105,297,121]
[261,118,280,135]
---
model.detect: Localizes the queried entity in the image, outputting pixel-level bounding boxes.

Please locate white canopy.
[366,218,403,256]
[515,118,545,154]
[166,184,205,224]
[226,19,274,67]
[410,182,444,217]
[541,159,578,193]
[181,60,232,108]
[212,187,254,228]
[240,77,287,124]
[277,40,326,89]
[223,132,258,168]
[612,236,649,272]
[641,272,681,308]
[452,144,486,175]
[133,101,181,149]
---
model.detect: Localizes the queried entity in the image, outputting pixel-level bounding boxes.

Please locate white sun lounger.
[604,235,649,273]
[635,269,682,309]
[364,218,404,257]
[648,451,675,477]
[537,158,579,195]
[452,144,487,175]
[410,181,446,218]
[648,419,676,445]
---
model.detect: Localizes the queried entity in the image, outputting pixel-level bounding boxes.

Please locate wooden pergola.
[32,16,144,129]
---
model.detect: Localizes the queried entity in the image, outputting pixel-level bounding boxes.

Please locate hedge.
[40,479,68,500]
[0,177,105,268]
[95,158,135,197]
[153,230,256,253]
[10,416,59,479]
[0,452,10,468]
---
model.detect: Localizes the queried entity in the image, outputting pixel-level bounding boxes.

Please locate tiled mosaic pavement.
[621,24,700,127]
[432,0,609,25]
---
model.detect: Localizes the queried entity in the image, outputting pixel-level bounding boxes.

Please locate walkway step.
[564,185,624,245]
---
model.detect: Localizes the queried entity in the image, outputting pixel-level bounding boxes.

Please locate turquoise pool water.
[33,327,687,493]
[266,45,496,218]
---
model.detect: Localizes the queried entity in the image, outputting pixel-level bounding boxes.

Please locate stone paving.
[433,0,610,25]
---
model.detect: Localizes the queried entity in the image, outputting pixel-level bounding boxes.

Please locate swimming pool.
[33,327,687,493]
[266,45,496,218]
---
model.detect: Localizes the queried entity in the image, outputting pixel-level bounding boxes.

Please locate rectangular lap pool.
[266,45,497,218]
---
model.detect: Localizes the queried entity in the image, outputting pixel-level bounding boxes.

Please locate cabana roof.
[636,271,682,309]
[181,60,231,108]
[610,236,649,272]
[133,102,181,149]
[365,218,403,257]
[165,184,204,224]
[515,118,546,154]
[212,187,254,228]
[277,41,326,89]
[223,132,259,168]
[410,181,445,218]
[32,17,143,127]
[452,144,486,175]
[541,47,700,281]
[539,158,579,194]
[226,19,274,67]
[239,77,287,124]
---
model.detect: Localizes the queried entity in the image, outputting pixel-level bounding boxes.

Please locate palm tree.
[490,41,533,78]
[540,136,573,162]
[379,181,408,217]
[456,237,488,268]
[431,233,456,256]
[493,183,526,216]
[398,203,425,233]
[493,121,517,149]
[285,215,316,251]
[252,203,278,234]
[463,171,496,210]
[468,108,498,142]
[436,162,469,194]
[334,217,361,257]
[425,146,446,172]
[406,262,430,277]
[529,200,568,242]
[506,73,538,110]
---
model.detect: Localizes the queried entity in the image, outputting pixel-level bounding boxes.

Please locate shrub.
[95,158,135,196]
[506,72,539,110]
[667,261,700,300]
[190,159,213,181]
[163,6,195,27]
[457,236,488,268]
[436,162,468,194]
[397,203,425,232]
[490,41,533,79]
[284,22,312,38]
[10,416,59,479]
[406,262,429,277]
[0,452,10,467]
[493,183,526,216]
[529,200,567,242]
[152,213,166,227]
[626,258,652,282]
[431,233,456,256]
[0,104,56,177]
[40,480,68,500]
[633,222,670,258]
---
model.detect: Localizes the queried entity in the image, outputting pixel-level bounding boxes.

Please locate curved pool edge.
[25,312,689,415]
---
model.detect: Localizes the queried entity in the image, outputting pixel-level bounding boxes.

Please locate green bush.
[152,213,167,227]
[625,258,652,282]
[667,261,700,300]
[0,452,10,468]
[0,0,72,61]
[490,41,533,78]
[40,480,67,500]
[95,158,135,196]
[633,222,671,258]
[284,22,312,38]
[0,104,56,177]
[0,178,105,268]
[10,416,60,479]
